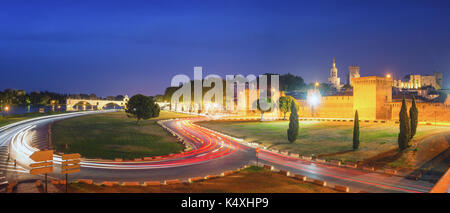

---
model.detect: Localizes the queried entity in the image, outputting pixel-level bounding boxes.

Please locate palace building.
[393,72,443,90]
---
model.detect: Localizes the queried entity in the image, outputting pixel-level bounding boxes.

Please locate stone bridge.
[66,95,129,111]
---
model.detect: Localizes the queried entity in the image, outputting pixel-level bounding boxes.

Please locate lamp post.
[4,106,9,117]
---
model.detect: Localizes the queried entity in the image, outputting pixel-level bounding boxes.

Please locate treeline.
[161,73,335,102]
[0,88,125,107]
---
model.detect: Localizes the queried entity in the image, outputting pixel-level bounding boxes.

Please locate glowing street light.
[386,74,391,78]
[307,89,321,117]
[308,94,320,107]
[2,106,10,117]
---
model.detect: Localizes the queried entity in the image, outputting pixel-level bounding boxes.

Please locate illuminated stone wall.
[297,96,354,118]
[390,101,450,123]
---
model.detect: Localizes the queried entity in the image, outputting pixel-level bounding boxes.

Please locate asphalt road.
[0,111,438,193]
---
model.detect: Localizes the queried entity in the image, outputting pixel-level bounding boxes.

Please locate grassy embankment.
[68,166,339,193]
[52,111,197,160]
[198,120,449,168]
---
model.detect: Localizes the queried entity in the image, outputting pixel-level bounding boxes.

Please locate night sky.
[1,0,450,97]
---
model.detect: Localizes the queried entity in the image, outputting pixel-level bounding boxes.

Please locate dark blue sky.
[1,0,450,96]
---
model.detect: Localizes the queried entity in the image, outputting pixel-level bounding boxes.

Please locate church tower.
[328,57,341,89]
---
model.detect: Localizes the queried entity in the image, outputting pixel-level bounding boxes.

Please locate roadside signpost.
[29,150,54,193]
[61,153,81,193]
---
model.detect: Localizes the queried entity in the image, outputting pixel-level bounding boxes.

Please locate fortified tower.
[348,65,360,86]
[352,76,392,120]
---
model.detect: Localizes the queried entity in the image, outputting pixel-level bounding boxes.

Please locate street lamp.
[4,106,9,116]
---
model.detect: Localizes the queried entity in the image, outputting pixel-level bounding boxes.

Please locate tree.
[278,96,295,120]
[253,98,273,121]
[409,96,418,140]
[125,94,160,124]
[353,110,360,150]
[287,101,299,143]
[279,73,305,92]
[398,97,410,150]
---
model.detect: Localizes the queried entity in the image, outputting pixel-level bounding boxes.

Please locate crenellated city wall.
[389,101,450,123]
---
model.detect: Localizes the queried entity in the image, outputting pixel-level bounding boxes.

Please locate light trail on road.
[0,112,438,192]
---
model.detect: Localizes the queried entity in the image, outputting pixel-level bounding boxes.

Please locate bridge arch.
[66,95,129,111]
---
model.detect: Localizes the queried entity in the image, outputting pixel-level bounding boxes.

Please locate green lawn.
[198,120,450,162]
[52,111,197,160]
[0,111,67,127]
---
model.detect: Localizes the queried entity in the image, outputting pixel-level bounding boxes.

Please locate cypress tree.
[287,101,299,143]
[398,97,410,150]
[409,96,418,141]
[353,110,360,150]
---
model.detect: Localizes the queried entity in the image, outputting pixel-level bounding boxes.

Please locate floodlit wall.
[390,101,450,123]
[297,96,354,118]
[352,76,392,120]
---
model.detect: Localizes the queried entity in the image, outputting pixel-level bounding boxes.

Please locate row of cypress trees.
[287,96,418,152]
[398,96,419,150]
[353,96,418,151]
[287,100,361,151]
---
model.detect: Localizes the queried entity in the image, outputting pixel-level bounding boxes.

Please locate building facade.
[393,72,443,89]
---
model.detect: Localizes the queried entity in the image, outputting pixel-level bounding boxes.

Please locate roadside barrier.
[165,179,181,185]
[188,177,205,183]
[294,174,306,181]
[289,153,300,158]
[385,169,397,175]
[334,185,350,192]
[280,151,289,156]
[144,181,161,186]
[315,158,326,163]
[301,156,312,160]
[221,170,235,176]
[59,179,67,185]
[312,179,327,187]
[279,170,291,176]
[122,182,140,186]
[263,165,274,171]
[78,179,93,184]
[204,175,218,179]
[344,162,358,168]
[102,181,119,187]
[114,158,122,162]
[330,160,341,166]
[51,179,59,185]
